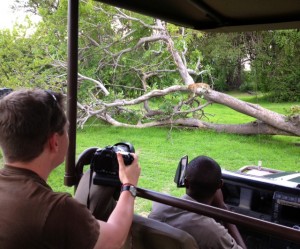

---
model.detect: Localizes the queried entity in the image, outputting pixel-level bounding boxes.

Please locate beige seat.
[123,214,199,249]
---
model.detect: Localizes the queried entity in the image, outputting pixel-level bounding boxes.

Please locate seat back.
[74,169,117,221]
[123,215,199,249]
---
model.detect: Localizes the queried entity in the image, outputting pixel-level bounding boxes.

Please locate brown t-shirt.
[0,166,99,249]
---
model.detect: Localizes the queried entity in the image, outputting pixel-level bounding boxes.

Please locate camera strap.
[87,168,93,209]
[87,153,97,209]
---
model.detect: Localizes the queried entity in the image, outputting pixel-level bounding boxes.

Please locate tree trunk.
[203,90,300,136]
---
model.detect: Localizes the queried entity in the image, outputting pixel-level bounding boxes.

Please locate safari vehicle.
[67,0,300,248]
[221,166,300,248]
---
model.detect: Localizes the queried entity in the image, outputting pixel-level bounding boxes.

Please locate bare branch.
[115,8,164,30]
[78,73,109,96]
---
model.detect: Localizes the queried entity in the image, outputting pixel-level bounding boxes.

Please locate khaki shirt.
[149,194,242,249]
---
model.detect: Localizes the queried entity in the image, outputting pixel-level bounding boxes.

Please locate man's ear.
[48,133,59,152]
[218,179,223,189]
[184,178,190,188]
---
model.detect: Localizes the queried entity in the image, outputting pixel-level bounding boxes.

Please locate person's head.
[184,156,222,201]
[0,89,67,163]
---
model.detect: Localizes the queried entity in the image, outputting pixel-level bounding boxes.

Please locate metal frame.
[65,0,79,187]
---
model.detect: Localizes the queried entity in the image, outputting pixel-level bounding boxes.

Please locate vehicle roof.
[95,0,300,32]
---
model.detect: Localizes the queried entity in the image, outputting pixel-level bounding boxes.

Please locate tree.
[248,30,300,102]
[2,0,299,136]
[196,32,248,91]
[0,23,54,89]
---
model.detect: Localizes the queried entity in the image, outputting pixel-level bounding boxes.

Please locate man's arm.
[212,189,247,249]
[93,153,141,249]
[224,222,247,249]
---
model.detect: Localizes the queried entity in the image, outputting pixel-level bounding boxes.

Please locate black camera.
[91,142,135,186]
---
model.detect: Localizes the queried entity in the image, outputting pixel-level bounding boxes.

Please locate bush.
[239,82,256,93]
[267,77,300,102]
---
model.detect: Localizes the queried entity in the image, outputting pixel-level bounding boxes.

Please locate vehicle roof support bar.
[65,0,79,187]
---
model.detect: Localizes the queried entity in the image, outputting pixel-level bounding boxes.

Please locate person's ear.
[48,133,59,152]
[217,179,223,189]
[184,178,190,188]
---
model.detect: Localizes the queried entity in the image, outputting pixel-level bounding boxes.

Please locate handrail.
[137,187,300,244]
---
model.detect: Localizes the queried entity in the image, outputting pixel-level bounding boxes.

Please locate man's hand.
[117,153,141,186]
[211,189,227,210]
[211,189,248,249]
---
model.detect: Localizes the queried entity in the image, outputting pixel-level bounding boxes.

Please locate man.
[0,89,141,249]
[149,155,247,249]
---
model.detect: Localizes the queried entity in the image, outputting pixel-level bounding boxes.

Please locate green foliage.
[239,82,256,92]
[0,28,51,89]
[284,105,300,122]
[158,99,175,115]
[0,0,68,90]
[115,109,141,124]
[239,71,258,93]
[198,33,247,90]
[249,30,300,102]
[288,105,300,115]
[1,0,300,110]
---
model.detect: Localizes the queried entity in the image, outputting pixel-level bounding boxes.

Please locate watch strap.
[121,184,137,197]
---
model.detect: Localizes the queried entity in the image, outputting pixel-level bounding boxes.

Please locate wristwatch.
[121,184,137,197]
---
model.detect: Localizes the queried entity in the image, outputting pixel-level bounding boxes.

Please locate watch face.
[122,185,137,197]
[130,186,137,197]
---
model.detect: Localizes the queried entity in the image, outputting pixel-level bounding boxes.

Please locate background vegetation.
[1,0,300,103]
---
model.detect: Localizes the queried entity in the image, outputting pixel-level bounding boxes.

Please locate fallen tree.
[77,85,300,136]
